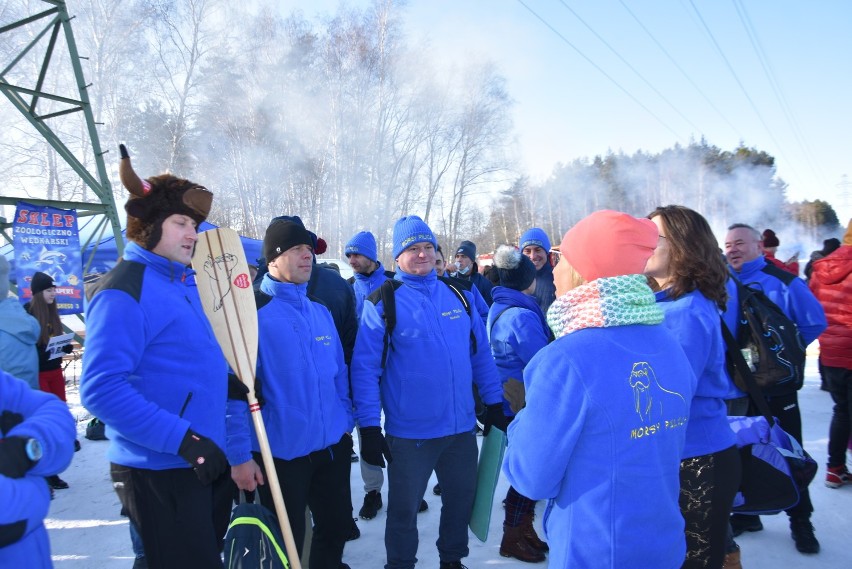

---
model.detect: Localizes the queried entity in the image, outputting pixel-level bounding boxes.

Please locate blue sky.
[287,0,852,222]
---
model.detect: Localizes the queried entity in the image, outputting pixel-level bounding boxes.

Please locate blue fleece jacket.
[722,256,827,399]
[227,275,354,463]
[80,242,229,470]
[504,325,695,569]
[532,263,557,313]
[655,289,735,459]
[351,263,391,318]
[351,270,503,439]
[487,286,550,416]
[0,299,40,389]
[0,370,75,568]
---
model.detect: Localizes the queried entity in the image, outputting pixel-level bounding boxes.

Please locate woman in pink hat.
[503,210,697,569]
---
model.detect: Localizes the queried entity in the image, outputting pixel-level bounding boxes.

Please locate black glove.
[177,430,228,486]
[483,403,510,436]
[0,411,24,436]
[0,437,34,479]
[359,426,392,468]
[62,344,74,354]
[227,374,250,402]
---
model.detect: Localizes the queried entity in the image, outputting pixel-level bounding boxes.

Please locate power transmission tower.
[0,1,123,274]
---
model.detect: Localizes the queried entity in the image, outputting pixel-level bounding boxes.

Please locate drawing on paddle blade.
[203,252,238,311]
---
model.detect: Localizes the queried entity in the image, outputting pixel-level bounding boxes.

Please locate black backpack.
[726,265,807,397]
[367,276,476,368]
[223,501,289,569]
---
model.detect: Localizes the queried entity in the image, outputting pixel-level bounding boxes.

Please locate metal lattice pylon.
[0,0,123,271]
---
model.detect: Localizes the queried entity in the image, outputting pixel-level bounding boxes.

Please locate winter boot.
[438,562,467,569]
[500,523,546,563]
[359,490,382,520]
[346,518,360,541]
[730,513,762,537]
[722,545,742,569]
[790,518,819,554]
[520,512,548,553]
[47,475,69,490]
[419,499,429,513]
[825,465,851,488]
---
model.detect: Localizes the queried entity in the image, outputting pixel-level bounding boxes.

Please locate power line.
[732,0,828,190]
[555,0,704,135]
[617,0,744,140]
[514,0,686,143]
[686,0,804,186]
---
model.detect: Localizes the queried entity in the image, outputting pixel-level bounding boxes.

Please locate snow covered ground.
[48,357,851,568]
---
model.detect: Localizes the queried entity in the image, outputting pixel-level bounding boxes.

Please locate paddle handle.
[247,392,302,569]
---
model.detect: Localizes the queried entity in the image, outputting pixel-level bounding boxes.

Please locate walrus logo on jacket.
[628,362,688,439]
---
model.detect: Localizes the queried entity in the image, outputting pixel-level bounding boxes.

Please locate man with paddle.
[228,218,355,568]
[81,146,235,568]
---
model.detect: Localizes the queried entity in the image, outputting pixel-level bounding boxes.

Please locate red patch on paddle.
[233,273,250,289]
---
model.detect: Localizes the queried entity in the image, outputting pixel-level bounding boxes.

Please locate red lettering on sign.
[16,210,29,223]
[52,214,63,226]
[233,273,250,289]
[28,212,40,224]
[64,215,75,227]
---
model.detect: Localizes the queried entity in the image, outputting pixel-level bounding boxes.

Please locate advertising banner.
[13,201,85,314]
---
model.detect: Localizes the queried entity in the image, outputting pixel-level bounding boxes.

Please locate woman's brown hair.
[648,205,728,310]
[28,291,63,345]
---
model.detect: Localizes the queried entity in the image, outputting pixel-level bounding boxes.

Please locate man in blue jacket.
[451,239,494,306]
[81,147,233,568]
[724,223,827,554]
[351,215,507,569]
[0,369,75,568]
[229,218,355,568]
[519,227,557,313]
[345,230,394,521]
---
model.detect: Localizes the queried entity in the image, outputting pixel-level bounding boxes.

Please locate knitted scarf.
[546,274,663,339]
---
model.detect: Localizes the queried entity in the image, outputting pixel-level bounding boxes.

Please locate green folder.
[469,428,508,542]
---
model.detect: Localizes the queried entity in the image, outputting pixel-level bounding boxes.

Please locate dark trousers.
[680,446,741,569]
[254,435,353,569]
[825,365,852,467]
[734,391,814,523]
[111,463,234,569]
[384,431,477,569]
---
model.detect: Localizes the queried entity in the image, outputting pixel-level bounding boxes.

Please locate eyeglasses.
[658,235,667,239]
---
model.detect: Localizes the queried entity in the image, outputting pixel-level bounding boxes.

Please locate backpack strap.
[487,307,512,339]
[760,262,797,286]
[366,279,403,368]
[720,316,775,426]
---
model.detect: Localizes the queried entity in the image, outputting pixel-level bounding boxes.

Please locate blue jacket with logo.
[655,289,735,459]
[226,274,353,463]
[351,270,502,439]
[504,324,695,569]
[81,242,229,470]
[0,371,75,568]
[0,299,40,389]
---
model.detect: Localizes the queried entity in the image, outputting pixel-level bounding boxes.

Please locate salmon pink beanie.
[560,210,658,281]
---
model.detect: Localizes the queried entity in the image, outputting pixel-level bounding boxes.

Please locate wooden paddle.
[192,227,301,569]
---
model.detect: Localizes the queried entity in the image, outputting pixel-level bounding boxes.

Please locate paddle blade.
[192,228,259,387]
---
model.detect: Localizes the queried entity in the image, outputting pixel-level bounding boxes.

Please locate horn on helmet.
[118,144,150,197]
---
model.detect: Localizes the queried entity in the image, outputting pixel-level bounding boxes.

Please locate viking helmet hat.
[119,144,213,250]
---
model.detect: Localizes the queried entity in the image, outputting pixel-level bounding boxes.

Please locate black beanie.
[31,271,55,295]
[263,220,314,262]
[493,245,536,291]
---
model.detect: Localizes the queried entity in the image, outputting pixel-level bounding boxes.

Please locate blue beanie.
[455,240,477,261]
[519,227,551,253]
[393,215,437,259]
[345,231,378,263]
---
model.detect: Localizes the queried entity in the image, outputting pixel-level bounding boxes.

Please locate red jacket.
[809,245,852,368]
[764,252,800,276]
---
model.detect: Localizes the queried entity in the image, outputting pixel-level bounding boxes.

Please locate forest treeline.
[0,0,840,264]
